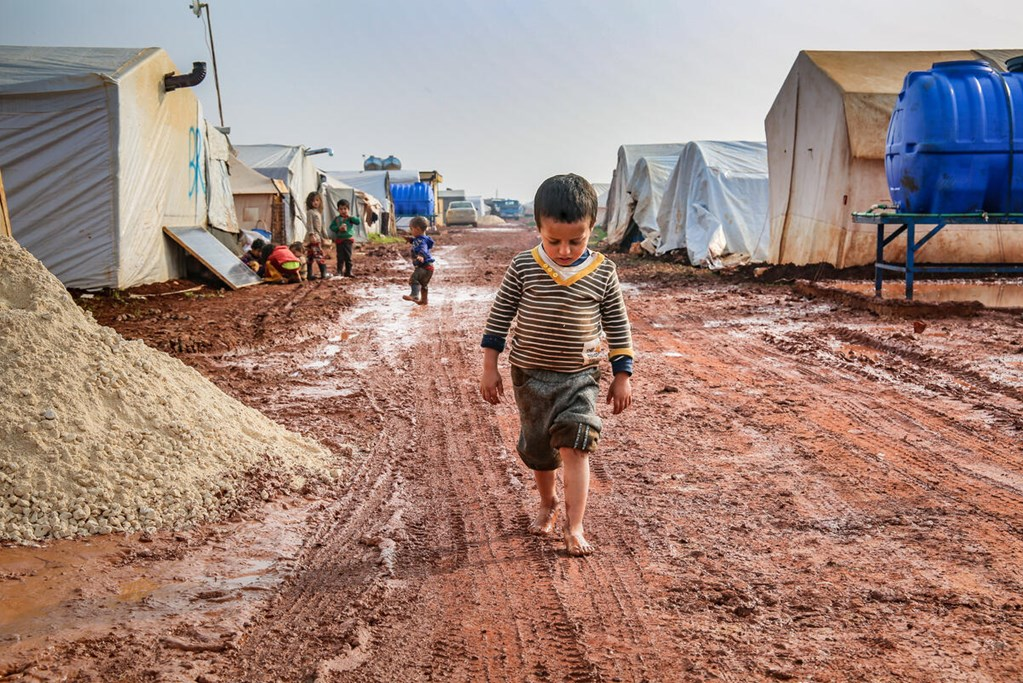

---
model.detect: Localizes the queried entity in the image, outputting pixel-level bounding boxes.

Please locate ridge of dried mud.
[2,228,1022,682]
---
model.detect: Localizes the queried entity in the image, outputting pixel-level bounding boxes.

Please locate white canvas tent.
[326,170,395,233]
[320,173,382,242]
[604,143,686,247]
[591,182,610,227]
[616,155,680,250]
[0,46,223,289]
[234,144,321,243]
[766,49,1022,267]
[230,154,287,233]
[656,141,770,267]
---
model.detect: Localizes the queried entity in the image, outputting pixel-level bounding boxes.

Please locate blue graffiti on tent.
[188,126,206,199]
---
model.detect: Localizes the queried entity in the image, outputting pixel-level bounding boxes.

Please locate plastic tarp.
[656,141,770,267]
[234,144,321,243]
[765,49,1023,267]
[0,46,214,289]
[204,121,238,234]
[591,182,610,227]
[604,143,686,247]
[229,154,283,232]
[619,155,679,249]
[326,171,394,236]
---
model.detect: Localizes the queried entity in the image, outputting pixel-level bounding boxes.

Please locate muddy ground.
[2,225,1023,682]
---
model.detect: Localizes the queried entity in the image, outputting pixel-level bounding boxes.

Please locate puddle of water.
[303,359,332,370]
[827,281,1023,308]
[0,498,313,646]
[290,385,359,399]
[663,351,684,357]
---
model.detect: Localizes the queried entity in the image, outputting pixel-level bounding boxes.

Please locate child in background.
[289,242,308,281]
[304,192,329,279]
[261,242,302,284]
[402,216,435,306]
[327,199,361,277]
[479,174,634,557]
[241,238,265,272]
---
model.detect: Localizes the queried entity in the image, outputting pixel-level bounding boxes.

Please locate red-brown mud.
[2,227,1023,681]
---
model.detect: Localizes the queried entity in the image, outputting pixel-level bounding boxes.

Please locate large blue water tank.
[886,60,1023,213]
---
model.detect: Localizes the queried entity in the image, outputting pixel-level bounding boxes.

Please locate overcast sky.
[1,0,1021,201]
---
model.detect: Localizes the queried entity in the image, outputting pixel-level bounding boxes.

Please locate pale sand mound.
[477,215,506,226]
[0,237,336,543]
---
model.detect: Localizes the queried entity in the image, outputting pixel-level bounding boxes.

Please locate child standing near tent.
[304,192,329,280]
[327,198,361,277]
[402,216,435,305]
[479,173,634,557]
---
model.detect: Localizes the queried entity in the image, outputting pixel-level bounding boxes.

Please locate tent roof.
[788,50,1023,160]
[687,140,768,175]
[0,46,157,92]
[229,154,282,195]
[234,144,307,182]
[804,50,978,95]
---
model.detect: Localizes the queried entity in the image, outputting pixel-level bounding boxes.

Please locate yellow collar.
[531,246,604,286]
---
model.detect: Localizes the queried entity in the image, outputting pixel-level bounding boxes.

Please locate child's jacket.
[411,235,435,267]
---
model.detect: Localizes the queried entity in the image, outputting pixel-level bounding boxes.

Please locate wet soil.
[3,227,1023,681]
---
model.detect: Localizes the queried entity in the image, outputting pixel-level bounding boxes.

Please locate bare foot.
[528,500,559,535]
[564,530,593,556]
[402,295,419,303]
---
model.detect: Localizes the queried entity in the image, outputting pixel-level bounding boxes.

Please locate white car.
[445,201,478,227]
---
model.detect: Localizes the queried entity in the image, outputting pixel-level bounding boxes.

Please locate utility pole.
[191,1,225,128]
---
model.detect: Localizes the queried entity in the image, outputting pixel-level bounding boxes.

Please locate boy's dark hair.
[259,243,274,263]
[337,198,350,210]
[289,241,304,253]
[305,191,321,210]
[409,216,429,231]
[533,174,598,228]
[250,238,265,252]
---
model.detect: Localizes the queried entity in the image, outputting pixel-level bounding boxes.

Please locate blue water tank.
[383,155,402,170]
[886,60,1023,213]
[364,155,383,171]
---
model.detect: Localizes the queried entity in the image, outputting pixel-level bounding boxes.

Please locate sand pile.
[0,237,336,544]
[477,215,506,226]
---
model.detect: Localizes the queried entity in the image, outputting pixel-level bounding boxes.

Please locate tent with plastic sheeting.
[319,173,382,242]
[0,45,225,289]
[766,49,1022,267]
[656,141,770,268]
[230,154,287,234]
[591,183,610,227]
[614,155,679,251]
[234,144,322,243]
[325,170,395,234]
[604,143,686,247]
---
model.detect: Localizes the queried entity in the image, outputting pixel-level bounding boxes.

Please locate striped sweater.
[483,246,634,373]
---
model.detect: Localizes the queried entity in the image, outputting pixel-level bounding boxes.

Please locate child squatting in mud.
[479,173,634,556]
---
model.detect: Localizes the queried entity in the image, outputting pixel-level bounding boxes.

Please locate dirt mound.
[0,238,337,544]
[478,215,506,226]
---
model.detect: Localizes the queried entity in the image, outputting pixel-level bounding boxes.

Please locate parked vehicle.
[445,200,478,227]
[492,199,522,220]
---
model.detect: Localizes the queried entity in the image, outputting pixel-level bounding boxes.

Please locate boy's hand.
[606,373,632,415]
[480,367,504,404]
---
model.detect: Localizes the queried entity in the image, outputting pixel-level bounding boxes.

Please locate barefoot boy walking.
[479,174,634,556]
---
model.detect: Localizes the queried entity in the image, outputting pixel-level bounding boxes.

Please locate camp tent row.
[608,48,1023,269]
[0,45,399,290]
[603,141,770,267]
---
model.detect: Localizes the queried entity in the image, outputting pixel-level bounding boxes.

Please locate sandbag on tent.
[766,49,1022,267]
[656,141,770,267]
[618,155,680,251]
[605,143,686,247]
[0,46,216,289]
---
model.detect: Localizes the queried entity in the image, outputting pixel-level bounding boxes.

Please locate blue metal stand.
[851,211,1023,300]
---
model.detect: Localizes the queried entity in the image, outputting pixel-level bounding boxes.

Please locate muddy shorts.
[511,365,602,471]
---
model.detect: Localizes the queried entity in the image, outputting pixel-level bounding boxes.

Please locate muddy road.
[2,225,1023,681]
